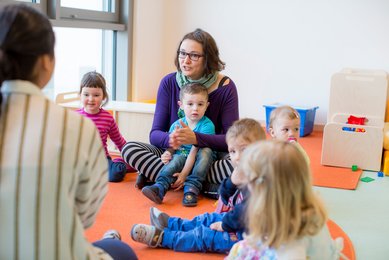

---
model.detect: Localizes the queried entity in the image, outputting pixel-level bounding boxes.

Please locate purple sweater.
[150,72,239,152]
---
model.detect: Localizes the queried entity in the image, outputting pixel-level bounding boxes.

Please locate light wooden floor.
[314,171,389,259]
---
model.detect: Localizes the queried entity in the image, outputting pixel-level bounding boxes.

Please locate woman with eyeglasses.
[122,28,239,199]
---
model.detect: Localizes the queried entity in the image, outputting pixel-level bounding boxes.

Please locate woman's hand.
[171,172,187,191]
[169,120,197,149]
[161,150,172,164]
[210,221,224,232]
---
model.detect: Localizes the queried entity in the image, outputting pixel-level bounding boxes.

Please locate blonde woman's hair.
[241,140,327,249]
[226,118,266,144]
[269,105,300,129]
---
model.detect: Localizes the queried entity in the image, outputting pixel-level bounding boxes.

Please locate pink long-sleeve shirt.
[76,108,126,156]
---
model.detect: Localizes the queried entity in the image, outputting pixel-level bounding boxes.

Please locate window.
[61,0,115,12]
[43,28,115,100]
[3,0,130,102]
[59,0,119,23]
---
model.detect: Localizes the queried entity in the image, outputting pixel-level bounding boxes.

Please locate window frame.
[1,0,132,101]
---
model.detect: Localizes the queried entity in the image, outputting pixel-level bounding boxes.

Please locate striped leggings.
[121,142,233,184]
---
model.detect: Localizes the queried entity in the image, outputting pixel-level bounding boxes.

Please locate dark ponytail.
[0,4,55,112]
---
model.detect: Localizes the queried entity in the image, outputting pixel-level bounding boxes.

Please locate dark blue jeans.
[161,212,241,253]
[108,156,126,182]
[156,148,214,194]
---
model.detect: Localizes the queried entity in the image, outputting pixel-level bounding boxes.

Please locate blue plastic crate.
[263,104,319,137]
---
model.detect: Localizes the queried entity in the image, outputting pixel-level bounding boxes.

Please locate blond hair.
[269,105,300,129]
[226,118,266,144]
[241,140,327,249]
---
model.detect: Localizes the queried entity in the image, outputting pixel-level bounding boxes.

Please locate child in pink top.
[76,71,127,182]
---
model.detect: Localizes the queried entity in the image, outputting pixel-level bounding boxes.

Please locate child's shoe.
[182,192,198,207]
[102,229,121,240]
[130,224,163,248]
[149,207,169,230]
[142,184,165,204]
[201,182,220,200]
[135,173,154,189]
[183,186,199,207]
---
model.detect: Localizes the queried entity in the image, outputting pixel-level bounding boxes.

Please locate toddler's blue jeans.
[157,148,214,193]
[161,212,241,253]
[108,156,126,182]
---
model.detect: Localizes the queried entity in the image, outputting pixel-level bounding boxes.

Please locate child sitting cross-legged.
[76,71,128,182]
[142,82,215,207]
[130,118,266,253]
[226,140,343,259]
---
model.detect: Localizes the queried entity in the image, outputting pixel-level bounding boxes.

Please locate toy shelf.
[321,69,388,171]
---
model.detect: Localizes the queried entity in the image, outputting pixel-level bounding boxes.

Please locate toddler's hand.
[230,168,245,186]
[169,120,197,149]
[169,125,180,150]
[171,172,185,191]
[210,221,224,232]
[161,150,172,164]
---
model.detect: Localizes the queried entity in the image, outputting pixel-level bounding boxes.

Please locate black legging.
[121,141,233,183]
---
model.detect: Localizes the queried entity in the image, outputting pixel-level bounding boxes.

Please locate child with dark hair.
[76,71,128,182]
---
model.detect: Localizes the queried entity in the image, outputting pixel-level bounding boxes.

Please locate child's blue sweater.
[219,177,248,233]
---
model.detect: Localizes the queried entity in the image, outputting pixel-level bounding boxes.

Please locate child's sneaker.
[149,207,169,230]
[130,224,163,248]
[142,184,165,204]
[201,182,220,200]
[182,192,198,207]
[102,229,121,240]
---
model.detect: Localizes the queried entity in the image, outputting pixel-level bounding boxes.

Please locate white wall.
[132,0,389,125]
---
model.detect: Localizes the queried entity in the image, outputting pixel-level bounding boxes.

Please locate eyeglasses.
[178,51,204,61]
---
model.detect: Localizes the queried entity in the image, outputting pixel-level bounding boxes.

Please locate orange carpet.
[85,131,356,259]
[327,220,356,260]
[85,173,223,259]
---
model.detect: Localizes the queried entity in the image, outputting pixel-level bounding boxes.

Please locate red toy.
[347,115,366,125]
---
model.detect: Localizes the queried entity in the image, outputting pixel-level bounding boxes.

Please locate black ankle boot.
[201,182,220,200]
[135,173,154,189]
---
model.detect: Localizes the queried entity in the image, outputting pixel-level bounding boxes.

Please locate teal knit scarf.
[176,71,219,89]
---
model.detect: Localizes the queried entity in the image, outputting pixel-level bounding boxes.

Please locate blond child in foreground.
[268,105,310,164]
[226,140,343,259]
